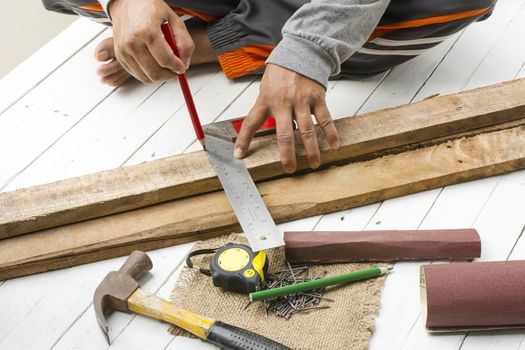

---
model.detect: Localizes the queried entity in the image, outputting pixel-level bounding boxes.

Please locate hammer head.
[93,251,153,344]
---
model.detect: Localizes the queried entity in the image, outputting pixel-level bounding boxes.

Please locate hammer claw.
[93,252,152,344]
[97,319,111,345]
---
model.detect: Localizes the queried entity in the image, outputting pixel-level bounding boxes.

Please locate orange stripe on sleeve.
[368,6,493,41]
[79,4,103,12]
[217,45,275,80]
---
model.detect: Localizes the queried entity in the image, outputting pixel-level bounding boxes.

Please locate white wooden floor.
[1,1,525,348]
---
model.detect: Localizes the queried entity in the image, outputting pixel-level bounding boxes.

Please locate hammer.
[94,251,290,349]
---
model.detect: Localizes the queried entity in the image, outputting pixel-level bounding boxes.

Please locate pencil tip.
[381,266,394,275]
[199,138,206,149]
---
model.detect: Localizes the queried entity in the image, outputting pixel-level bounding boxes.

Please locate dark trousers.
[42,0,497,80]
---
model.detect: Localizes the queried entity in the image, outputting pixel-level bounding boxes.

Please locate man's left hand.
[234,64,340,173]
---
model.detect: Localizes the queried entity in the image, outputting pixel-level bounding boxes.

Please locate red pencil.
[161,22,206,148]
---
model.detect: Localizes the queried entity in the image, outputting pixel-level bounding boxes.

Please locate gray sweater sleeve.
[266,0,390,89]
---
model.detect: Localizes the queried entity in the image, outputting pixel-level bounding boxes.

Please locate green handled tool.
[250,266,391,302]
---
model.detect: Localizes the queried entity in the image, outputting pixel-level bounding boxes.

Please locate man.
[42,0,496,172]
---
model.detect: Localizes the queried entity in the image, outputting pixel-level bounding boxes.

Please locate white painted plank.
[507,225,525,261]
[517,64,525,78]
[0,18,106,114]
[126,78,259,164]
[414,0,525,100]
[5,66,253,191]
[323,73,387,119]
[0,30,116,191]
[313,204,381,231]
[359,32,462,114]
[460,331,525,350]
[464,1,525,89]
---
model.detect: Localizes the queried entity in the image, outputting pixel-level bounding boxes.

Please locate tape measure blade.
[205,135,284,251]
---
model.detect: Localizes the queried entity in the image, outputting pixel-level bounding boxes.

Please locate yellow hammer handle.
[127,288,215,339]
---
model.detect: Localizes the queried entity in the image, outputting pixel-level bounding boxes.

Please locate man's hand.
[109,0,194,83]
[234,64,340,173]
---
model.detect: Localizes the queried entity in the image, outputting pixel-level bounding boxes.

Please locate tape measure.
[186,243,268,294]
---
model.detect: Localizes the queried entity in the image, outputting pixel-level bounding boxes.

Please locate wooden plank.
[0,125,524,281]
[2,79,525,239]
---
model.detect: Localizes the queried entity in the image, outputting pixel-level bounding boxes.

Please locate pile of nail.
[246,263,333,319]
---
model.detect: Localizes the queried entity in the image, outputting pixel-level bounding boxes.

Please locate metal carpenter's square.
[204,117,287,252]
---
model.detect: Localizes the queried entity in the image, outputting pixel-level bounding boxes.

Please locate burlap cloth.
[169,234,387,349]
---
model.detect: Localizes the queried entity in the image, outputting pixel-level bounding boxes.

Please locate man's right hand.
[108,0,194,84]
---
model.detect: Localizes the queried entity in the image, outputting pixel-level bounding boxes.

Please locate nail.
[234,147,244,159]
[284,165,296,174]
[330,139,341,149]
[311,160,320,169]
[98,50,109,61]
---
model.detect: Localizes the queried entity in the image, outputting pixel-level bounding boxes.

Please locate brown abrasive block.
[284,229,481,264]
[422,260,525,331]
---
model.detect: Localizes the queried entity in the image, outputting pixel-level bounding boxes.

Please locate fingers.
[295,108,320,169]
[117,51,152,84]
[113,17,193,84]
[100,69,131,86]
[168,15,195,69]
[234,105,268,159]
[95,37,115,62]
[96,59,122,77]
[130,43,177,82]
[313,100,340,150]
[274,110,297,173]
[147,28,186,74]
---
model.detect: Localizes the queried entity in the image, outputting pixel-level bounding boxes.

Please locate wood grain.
[1,125,524,280]
[2,78,525,239]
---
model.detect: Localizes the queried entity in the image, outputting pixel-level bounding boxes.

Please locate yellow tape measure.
[186,243,268,294]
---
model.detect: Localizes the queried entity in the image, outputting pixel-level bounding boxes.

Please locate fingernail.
[331,139,340,149]
[98,50,109,61]
[234,147,244,159]
[284,166,296,174]
[311,160,320,169]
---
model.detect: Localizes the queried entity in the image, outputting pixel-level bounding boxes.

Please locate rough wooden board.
[2,78,525,240]
[0,125,524,281]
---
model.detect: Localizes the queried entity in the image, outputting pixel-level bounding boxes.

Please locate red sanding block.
[421,260,525,332]
[284,229,481,264]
